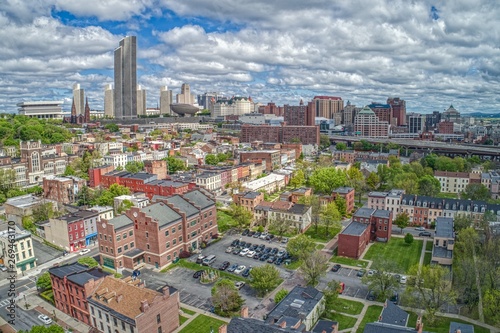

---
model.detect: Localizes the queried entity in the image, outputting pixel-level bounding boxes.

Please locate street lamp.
[23,294,28,309]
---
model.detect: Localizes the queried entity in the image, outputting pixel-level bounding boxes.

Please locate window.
[173,239,177,245]
[124,244,129,251]
[98,310,102,319]
[100,234,102,239]
[122,321,126,330]
[118,247,122,253]
[172,227,176,234]
[179,236,182,242]
[116,235,121,241]
[104,235,107,241]
[130,324,134,333]
[69,226,72,231]
[165,230,169,236]
[157,314,161,324]
[106,247,108,253]
[105,314,109,323]
[146,232,149,238]
[166,242,170,248]
[123,233,127,239]
[147,244,150,250]
[129,230,133,236]
[114,318,118,326]
[130,242,134,248]
[158,328,162,333]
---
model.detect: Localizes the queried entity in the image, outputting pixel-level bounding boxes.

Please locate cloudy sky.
[1,0,500,114]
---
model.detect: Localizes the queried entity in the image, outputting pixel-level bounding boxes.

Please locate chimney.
[116,294,123,303]
[416,317,423,333]
[240,306,249,318]
[279,321,287,328]
[140,300,149,312]
[218,324,227,333]
[162,286,170,297]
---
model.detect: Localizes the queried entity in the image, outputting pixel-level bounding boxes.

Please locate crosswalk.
[0,299,11,308]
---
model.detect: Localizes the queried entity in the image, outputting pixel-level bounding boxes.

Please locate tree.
[323,280,341,311]
[334,196,347,217]
[105,123,119,132]
[461,183,490,201]
[211,279,244,316]
[62,165,76,176]
[483,289,500,325]
[96,184,130,206]
[300,250,329,286]
[404,233,414,245]
[205,154,218,165]
[289,169,305,189]
[309,167,347,194]
[76,186,95,206]
[78,256,99,268]
[405,264,457,324]
[366,172,380,191]
[418,175,441,196]
[36,272,52,291]
[163,156,186,174]
[346,167,366,203]
[229,204,253,229]
[286,234,316,260]
[250,264,282,297]
[274,289,289,304]
[453,215,473,232]
[32,202,54,223]
[22,216,36,233]
[117,199,134,214]
[335,142,347,151]
[319,134,331,149]
[394,212,410,234]
[320,201,341,237]
[19,325,65,333]
[268,216,290,241]
[362,259,399,300]
[124,161,144,174]
[298,195,322,235]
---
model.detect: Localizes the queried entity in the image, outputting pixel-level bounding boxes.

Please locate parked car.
[239,248,250,256]
[253,232,261,238]
[253,253,261,259]
[196,255,206,264]
[277,250,286,257]
[227,264,238,272]
[271,248,279,255]
[400,276,407,284]
[266,234,275,241]
[259,254,269,261]
[415,226,425,231]
[235,281,245,290]
[390,292,399,304]
[246,250,256,258]
[231,239,240,247]
[242,229,250,236]
[225,246,234,253]
[79,248,91,255]
[367,270,377,277]
[281,237,288,243]
[248,231,256,237]
[232,247,242,255]
[275,257,283,265]
[419,231,432,237]
[250,244,259,251]
[393,274,401,281]
[256,244,265,252]
[267,256,276,263]
[219,261,230,271]
[38,314,53,325]
[0,264,7,272]
[239,241,247,248]
[193,270,204,279]
[234,265,246,274]
[357,269,366,277]
[264,247,272,254]
[367,290,377,301]
[242,267,252,277]
[331,264,341,272]
[259,232,268,239]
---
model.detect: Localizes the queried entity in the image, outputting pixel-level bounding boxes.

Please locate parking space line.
[347,269,353,277]
[353,288,360,298]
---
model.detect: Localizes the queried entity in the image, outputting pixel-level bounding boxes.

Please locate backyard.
[330,255,369,268]
[407,312,490,333]
[216,209,238,232]
[178,314,227,333]
[363,237,423,274]
[305,224,342,243]
[356,305,383,333]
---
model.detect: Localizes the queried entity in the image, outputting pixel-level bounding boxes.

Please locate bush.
[211,233,219,239]
[274,289,289,304]
[179,251,192,259]
[404,233,414,245]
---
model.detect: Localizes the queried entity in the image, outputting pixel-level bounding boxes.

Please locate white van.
[202,255,216,266]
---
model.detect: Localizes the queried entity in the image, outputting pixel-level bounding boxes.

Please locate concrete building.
[88,276,180,333]
[73,84,84,116]
[17,101,64,119]
[136,85,147,116]
[243,173,286,194]
[0,226,37,274]
[114,193,150,213]
[258,102,284,116]
[159,86,173,115]
[4,194,59,225]
[176,83,195,104]
[434,171,471,194]
[195,172,222,194]
[431,217,455,267]
[407,113,425,134]
[212,96,254,118]
[354,106,389,138]
[442,105,460,123]
[114,36,137,119]
[42,175,87,204]
[387,97,406,127]
[368,102,394,125]
[311,96,343,122]
[104,84,114,117]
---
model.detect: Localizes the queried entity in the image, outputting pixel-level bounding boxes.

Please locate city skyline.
[1,1,500,114]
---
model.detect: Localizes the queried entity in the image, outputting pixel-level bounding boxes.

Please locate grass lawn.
[179,315,189,325]
[217,210,238,233]
[406,312,490,333]
[436,192,459,199]
[181,307,196,315]
[425,241,433,251]
[356,305,383,333]
[323,312,357,330]
[285,259,303,270]
[316,243,325,250]
[423,252,432,265]
[178,314,227,333]
[329,298,364,315]
[305,225,341,243]
[363,237,423,274]
[330,256,369,268]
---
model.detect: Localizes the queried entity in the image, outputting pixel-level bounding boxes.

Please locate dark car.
[227,264,238,272]
[248,231,256,237]
[219,261,230,271]
[242,267,253,277]
[253,253,261,259]
[271,248,279,255]
[267,256,276,263]
[253,232,260,238]
[264,247,272,254]
[367,290,377,301]
[357,269,366,277]
[390,292,399,304]
[266,234,275,241]
[232,247,242,255]
[239,241,247,248]
[331,264,341,272]
[275,257,283,265]
[250,244,259,251]
[231,239,240,247]
[256,245,265,253]
[260,254,269,261]
[193,270,204,278]
[419,231,432,237]
[242,229,249,236]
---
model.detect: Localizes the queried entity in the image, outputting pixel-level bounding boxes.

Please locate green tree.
[32,202,54,223]
[334,196,347,217]
[216,152,230,163]
[309,167,347,194]
[394,212,410,234]
[211,279,244,316]
[346,167,366,203]
[483,289,500,325]
[124,161,144,174]
[274,289,289,304]
[418,175,441,196]
[96,184,130,206]
[366,172,380,192]
[286,234,316,260]
[105,123,119,132]
[250,264,282,297]
[268,216,290,241]
[63,165,76,176]
[320,201,341,237]
[335,142,347,151]
[362,259,399,300]
[300,251,329,286]
[229,204,253,229]
[22,216,36,233]
[319,134,331,149]
[404,232,414,245]
[461,183,490,201]
[78,256,99,268]
[19,325,65,333]
[323,280,341,312]
[298,195,322,235]
[289,169,305,189]
[117,199,134,214]
[76,186,95,206]
[36,272,52,291]
[453,215,473,232]
[205,154,218,165]
[163,156,187,174]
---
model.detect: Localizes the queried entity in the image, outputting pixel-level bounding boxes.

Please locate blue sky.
[1,0,500,114]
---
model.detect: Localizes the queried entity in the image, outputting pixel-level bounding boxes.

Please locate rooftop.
[49,262,89,279]
[107,215,133,231]
[435,217,454,238]
[67,268,109,286]
[140,202,182,228]
[354,207,376,218]
[341,221,369,236]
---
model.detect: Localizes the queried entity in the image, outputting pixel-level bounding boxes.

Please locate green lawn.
[217,210,238,232]
[329,298,364,315]
[178,314,227,333]
[364,238,423,274]
[423,252,432,265]
[316,243,325,250]
[407,312,490,333]
[181,307,196,315]
[436,192,458,199]
[323,312,357,330]
[179,315,189,325]
[305,225,341,243]
[425,240,433,251]
[330,256,369,268]
[356,305,383,333]
[285,259,303,270]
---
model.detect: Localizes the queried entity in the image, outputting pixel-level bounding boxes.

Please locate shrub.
[274,289,289,304]
[211,233,219,239]
[179,250,191,259]
[404,233,414,245]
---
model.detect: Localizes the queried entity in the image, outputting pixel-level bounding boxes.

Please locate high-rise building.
[176,83,195,104]
[84,97,91,123]
[342,101,360,128]
[197,92,219,110]
[354,106,389,138]
[114,36,137,119]
[160,86,173,115]
[73,84,84,116]
[407,112,425,133]
[136,85,147,116]
[311,96,343,122]
[211,96,254,118]
[258,102,284,116]
[104,84,114,117]
[387,97,406,126]
[368,102,395,125]
[283,100,314,126]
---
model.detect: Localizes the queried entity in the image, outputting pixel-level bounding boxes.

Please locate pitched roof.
[183,189,215,210]
[227,317,292,333]
[163,195,199,218]
[379,301,409,326]
[108,215,133,231]
[140,202,183,228]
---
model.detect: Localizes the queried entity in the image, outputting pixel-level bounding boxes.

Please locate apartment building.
[88,276,180,333]
[232,191,265,213]
[43,175,87,204]
[195,172,222,194]
[0,226,37,274]
[98,189,217,270]
[432,217,455,267]
[331,187,355,214]
[243,173,286,194]
[354,106,389,138]
[434,171,470,194]
[254,201,312,232]
[240,150,281,172]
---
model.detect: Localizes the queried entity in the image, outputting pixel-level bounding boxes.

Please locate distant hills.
[462,112,500,118]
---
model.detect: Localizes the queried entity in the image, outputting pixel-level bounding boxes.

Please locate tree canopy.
[250,264,282,297]
[162,156,187,174]
[309,167,347,194]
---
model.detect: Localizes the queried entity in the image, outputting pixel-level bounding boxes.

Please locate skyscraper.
[136,85,147,116]
[73,84,84,116]
[387,97,406,126]
[176,83,194,104]
[104,84,114,117]
[114,36,137,119]
[160,86,173,115]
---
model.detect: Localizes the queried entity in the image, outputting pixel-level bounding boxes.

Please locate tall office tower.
[136,85,147,116]
[354,106,389,138]
[342,101,360,127]
[407,112,424,133]
[114,36,137,119]
[176,83,195,104]
[311,96,343,124]
[368,102,395,125]
[160,86,173,115]
[387,97,406,126]
[197,92,218,110]
[73,84,84,116]
[104,84,114,117]
[284,99,314,126]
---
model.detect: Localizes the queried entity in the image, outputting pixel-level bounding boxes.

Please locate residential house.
[432,217,455,267]
[232,191,265,213]
[0,225,37,274]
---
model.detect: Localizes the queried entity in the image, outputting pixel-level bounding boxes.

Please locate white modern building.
[17,101,64,119]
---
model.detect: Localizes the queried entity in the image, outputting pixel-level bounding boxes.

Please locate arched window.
[31,152,40,172]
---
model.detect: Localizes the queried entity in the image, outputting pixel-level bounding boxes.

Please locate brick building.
[144,160,167,180]
[240,150,281,172]
[232,191,265,213]
[331,187,355,214]
[89,164,115,187]
[387,97,406,127]
[43,175,87,204]
[368,102,394,125]
[283,101,314,126]
[337,221,371,259]
[240,124,320,146]
[88,276,180,333]
[354,106,390,138]
[437,121,454,134]
[258,102,284,116]
[49,263,109,325]
[311,96,343,122]
[98,189,218,270]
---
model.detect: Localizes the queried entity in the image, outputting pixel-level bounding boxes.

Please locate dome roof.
[170,104,199,116]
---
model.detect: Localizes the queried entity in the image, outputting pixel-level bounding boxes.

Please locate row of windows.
[102,241,135,254]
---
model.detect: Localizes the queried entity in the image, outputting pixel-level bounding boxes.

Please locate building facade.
[0,226,37,274]
[114,36,137,119]
[354,106,389,138]
[43,175,87,204]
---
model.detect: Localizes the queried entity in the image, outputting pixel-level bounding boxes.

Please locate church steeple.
[70,98,77,124]
[84,97,91,123]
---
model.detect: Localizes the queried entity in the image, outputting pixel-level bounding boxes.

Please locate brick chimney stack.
[416,317,423,333]
[218,324,227,333]
[240,306,249,318]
